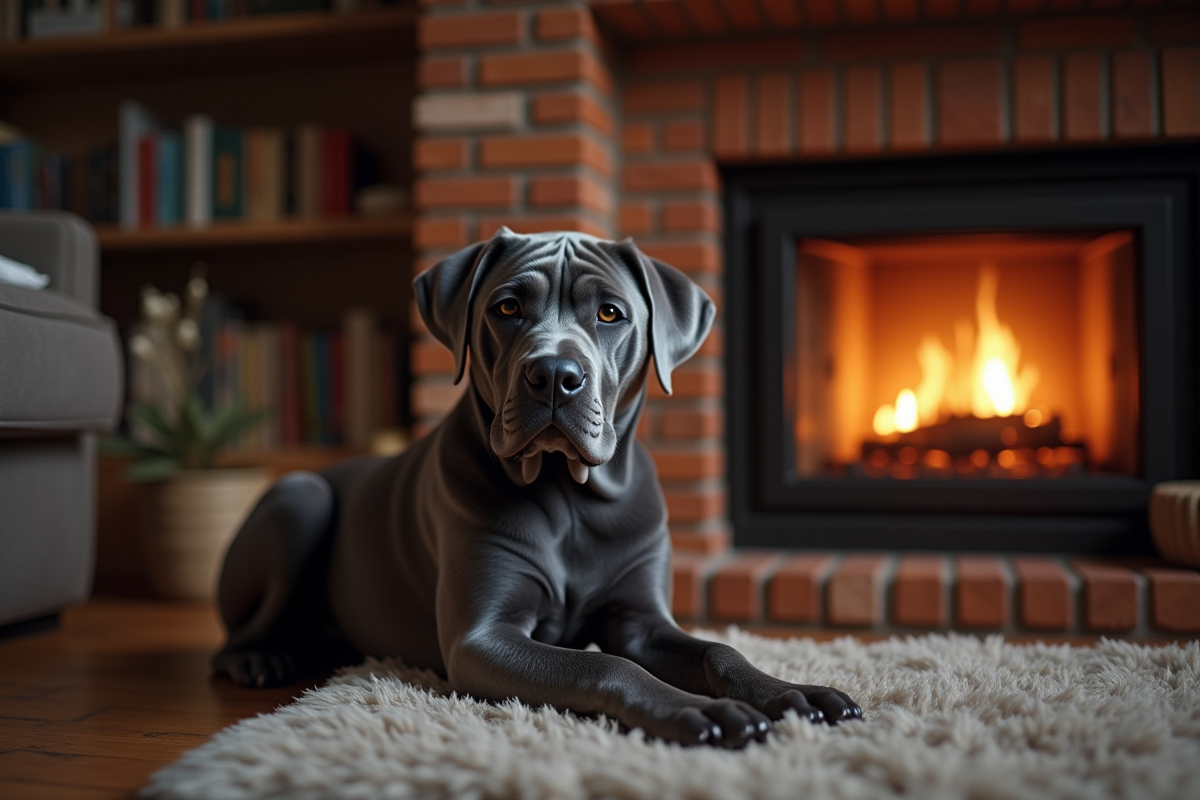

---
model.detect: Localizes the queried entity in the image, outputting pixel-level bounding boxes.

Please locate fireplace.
[726,145,1198,554]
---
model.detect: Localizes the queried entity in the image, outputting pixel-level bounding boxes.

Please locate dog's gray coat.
[213,230,860,747]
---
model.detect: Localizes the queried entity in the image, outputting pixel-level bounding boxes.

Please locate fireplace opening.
[725,146,1198,553]
[791,231,1140,483]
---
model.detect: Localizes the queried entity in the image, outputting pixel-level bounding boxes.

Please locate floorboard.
[0,600,317,798]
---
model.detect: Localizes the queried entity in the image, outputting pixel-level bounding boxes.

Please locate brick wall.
[411,1,1200,567]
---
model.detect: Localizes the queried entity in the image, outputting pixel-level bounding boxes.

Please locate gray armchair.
[0,211,123,630]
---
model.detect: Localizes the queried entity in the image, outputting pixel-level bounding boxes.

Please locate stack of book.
[120,100,373,230]
[128,304,400,453]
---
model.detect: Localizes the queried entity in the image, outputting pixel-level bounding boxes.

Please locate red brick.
[843,0,878,24]
[718,0,766,31]
[827,555,889,627]
[883,0,919,21]
[637,408,653,440]
[536,6,599,43]
[416,176,517,209]
[480,50,611,94]
[713,75,750,158]
[532,92,613,135]
[890,62,929,151]
[418,56,468,89]
[661,119,706,151]
[710,553,779,621]
[625,34,805,74]
[419,11,522,50]
[761,0,802,28]
[892,556,947,627]
[411,339,457,375]
[651,447,724,480]
[660,408,722,439]
[664,488,725,524]
[844,65,883,154]
[642,0,692,36]
[1019,15,1138,49]
[937,59,1004,148]
[1072,561,1141,631]
[1112,51,1154,140]
[799,69,837,155]
[414,217,467,250]
[956,556,1010,628]
[528,174,610,213]
[1148,10,1200,44]
[1162,48,1200,138]
[696,329,723,358]
[413,137,467,171]
[623,80,706,114]
[756,72,792,157]
[820,24,1003,60]
[1013,558,1074,630]
[1142,567,1200,632]
[639,243,720,275]
[646,365,722,398]
[661,200,720,233]
[1014,55,1057,143]
[475,214,606,239]
[802,0,839,26]
[672,552,716,619]
[412,380,466,418]
[622,123,654,154]
[1064,53,1105,142]
[623,161,719,192]
[767,554,833,623]
[618,202,654,236]
[480,133,610,175]
[671,529,730,554]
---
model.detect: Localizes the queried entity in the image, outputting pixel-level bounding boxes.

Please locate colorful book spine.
[137,133,156,227]
[157,131,182,226]
[118,99,160,229]
[183,114,212,228]
[211,125,244,221]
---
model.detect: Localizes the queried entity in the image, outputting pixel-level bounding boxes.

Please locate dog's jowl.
[213,229,861,747]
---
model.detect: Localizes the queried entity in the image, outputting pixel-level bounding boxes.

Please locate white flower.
[130,333,155,361]
[176,318,199,350]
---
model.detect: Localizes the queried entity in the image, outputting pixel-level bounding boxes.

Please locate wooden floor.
[0,600,320,800]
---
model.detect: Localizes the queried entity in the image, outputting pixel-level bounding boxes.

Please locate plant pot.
[1149,480,1200,568]
[140,467,272,601]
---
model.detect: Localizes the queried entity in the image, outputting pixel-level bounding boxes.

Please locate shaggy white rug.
[141,631,1200,800]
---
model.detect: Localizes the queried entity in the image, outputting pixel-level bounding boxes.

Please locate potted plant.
[102,274,271,601]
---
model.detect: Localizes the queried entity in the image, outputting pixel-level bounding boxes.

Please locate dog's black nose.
[525,357,586,405]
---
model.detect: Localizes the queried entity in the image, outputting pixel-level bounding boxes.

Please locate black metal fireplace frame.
[724,144,1199,553]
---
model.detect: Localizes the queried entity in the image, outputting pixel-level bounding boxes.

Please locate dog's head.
[414,229,714,486]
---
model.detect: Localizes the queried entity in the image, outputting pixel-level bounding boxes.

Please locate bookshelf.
[96,214,412,251]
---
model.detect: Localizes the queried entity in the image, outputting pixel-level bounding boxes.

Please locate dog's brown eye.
[598,304,623,323]
[497,299,520,317]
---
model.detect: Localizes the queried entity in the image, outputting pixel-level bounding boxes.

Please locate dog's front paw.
[212,647,298,688]
[642,696,771,749]
[756,683,862,725]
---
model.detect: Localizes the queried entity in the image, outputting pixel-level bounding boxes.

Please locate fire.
[872,265,1040,437]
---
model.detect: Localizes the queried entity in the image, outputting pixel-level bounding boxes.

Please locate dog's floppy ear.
[413,228,512,384]
[613,239,715,395]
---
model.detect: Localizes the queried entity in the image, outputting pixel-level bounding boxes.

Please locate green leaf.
[124,456,182,482]
[199,400,270,463]
[98,435,173,461]
[178,393,210,466]
[127,402,181,454]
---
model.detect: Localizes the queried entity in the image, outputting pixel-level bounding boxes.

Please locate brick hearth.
[411,0,1200,636]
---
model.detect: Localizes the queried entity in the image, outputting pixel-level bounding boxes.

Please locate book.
[137,133,156,227]
[4,140,32,210]
[27,0,104,39]
[320,128,350,218]
[342,307,377,449]
[294,124,321,219]
[156,0,182,27]
[157,130,182,226]
[183,114,212,228]
[118,100,160,229]
[211,125,244,221]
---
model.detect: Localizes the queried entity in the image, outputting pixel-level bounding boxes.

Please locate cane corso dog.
[213,229,861,747]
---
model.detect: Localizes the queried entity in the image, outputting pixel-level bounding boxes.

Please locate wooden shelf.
[96,214,411,251]
[0,7,416,85]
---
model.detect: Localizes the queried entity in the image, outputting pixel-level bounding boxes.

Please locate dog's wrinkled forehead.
[476,233,645,316]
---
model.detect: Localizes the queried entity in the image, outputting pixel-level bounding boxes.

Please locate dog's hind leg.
[212,471,347,687]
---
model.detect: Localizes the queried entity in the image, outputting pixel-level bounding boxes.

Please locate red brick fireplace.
[411,0,1200,637]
